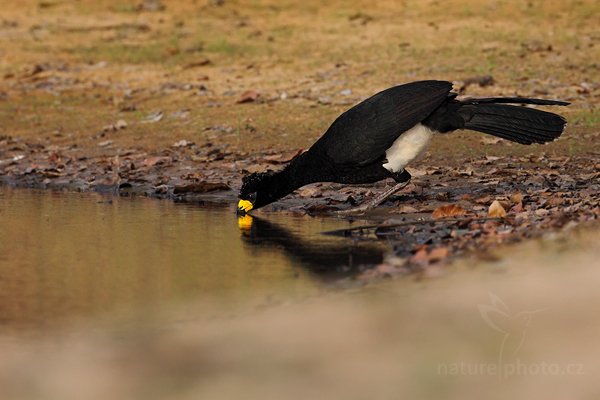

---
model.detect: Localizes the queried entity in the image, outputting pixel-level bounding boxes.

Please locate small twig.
[336,181,410,215]
[322,216,501,236]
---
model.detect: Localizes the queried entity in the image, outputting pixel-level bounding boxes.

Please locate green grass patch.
[569,109,600,128]
[111,3,137,13]
[67,41,182,65]
[205,38,246,56]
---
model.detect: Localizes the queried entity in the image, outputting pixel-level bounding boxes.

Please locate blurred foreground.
[0,226,599,399]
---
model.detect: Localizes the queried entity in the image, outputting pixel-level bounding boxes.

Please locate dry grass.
[0,0,598,157]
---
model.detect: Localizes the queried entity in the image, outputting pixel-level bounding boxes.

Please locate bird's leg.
[391,169,411,184]
[337,170,411,214]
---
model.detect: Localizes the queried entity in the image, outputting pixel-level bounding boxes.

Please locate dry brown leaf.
[511,202,524,213]
[142,156,171,167]
[547,196,564,207]
[115,119,128,129]
[510,193,524,204]
[297,187,321,198]
[408,168,427,177]
[499,200,511,210]
[263,154,283,162]
[263,149,304,164]
[173,139,193,148]
[432,204,467,219]
[481,137,502,145]
[429,247,449,262]
[243,164,271,174]
[141,111,163,123]
[237,90,260,103]
[458,166,474,176]
[474,195,492,204]
[397,205,419,213]
[488,200,507,218]
[410,248,429,263]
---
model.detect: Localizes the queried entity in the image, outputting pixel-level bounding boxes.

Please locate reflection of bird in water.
[478,293,545,365]
[238,215,383,280]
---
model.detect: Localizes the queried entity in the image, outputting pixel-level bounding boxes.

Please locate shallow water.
[0,187,382,332]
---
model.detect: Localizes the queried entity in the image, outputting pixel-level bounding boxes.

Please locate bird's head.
[237,171,279,215]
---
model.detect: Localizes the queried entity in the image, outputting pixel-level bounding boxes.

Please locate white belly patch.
[382,123,435,173]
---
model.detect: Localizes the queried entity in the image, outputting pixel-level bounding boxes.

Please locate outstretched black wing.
[315,80,453,166]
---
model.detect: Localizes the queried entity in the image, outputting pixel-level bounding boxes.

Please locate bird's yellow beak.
[237,199,254,215]
[237,214,254,230]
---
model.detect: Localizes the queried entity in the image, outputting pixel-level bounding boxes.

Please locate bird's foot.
[392,169,411,183]
[337,180,410,215]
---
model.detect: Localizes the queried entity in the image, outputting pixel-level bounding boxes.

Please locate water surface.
[0,187,382,332]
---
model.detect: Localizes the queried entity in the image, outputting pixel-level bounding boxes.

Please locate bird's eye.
[248,192,257,202]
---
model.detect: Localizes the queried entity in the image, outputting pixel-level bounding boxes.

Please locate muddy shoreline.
[2,130,598,279]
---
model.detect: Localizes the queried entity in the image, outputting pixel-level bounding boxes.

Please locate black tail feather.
[461,97,570,106]
[457,98,568,145]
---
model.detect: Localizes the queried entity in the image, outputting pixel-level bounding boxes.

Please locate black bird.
[237,80,568,214]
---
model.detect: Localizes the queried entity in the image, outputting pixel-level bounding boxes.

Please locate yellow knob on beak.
[237,199,254,215]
